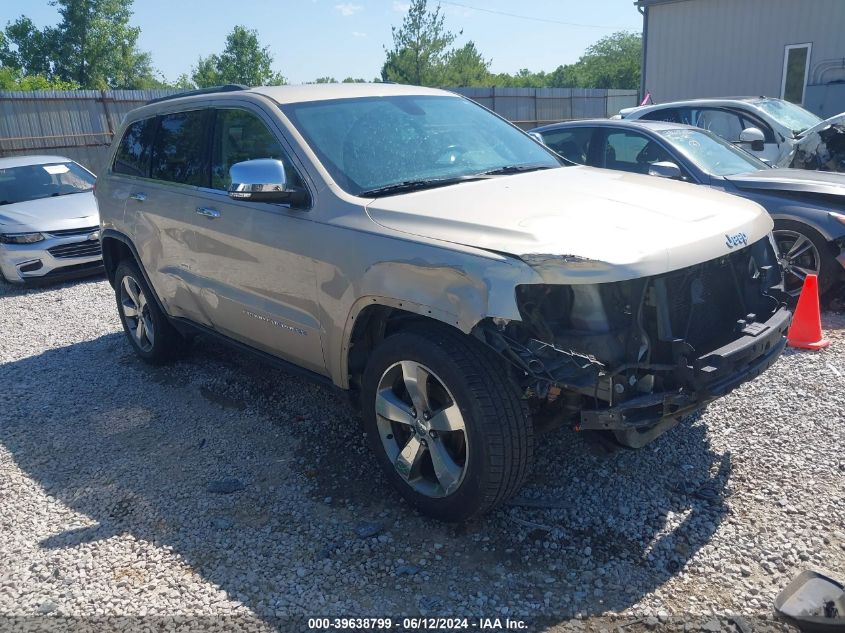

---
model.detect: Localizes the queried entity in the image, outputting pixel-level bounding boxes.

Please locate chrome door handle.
[129,192,146,202]
[195,207,220,219]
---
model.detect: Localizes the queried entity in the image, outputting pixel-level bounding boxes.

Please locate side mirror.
[738,127,766,152]
[228,159,308,207]
[648,161,683,180]
[528,131,545,144]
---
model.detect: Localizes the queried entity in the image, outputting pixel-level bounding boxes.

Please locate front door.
[181,106,326,374]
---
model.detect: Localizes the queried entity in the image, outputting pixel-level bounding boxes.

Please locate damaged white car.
[620,97,845,172]
[97,84,791,521]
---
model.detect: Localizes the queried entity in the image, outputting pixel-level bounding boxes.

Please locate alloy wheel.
[374,360,468,498]
[773,229,821,297]
[119,275,155,352]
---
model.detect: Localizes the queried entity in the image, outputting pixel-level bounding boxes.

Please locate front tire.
[114,260,184,364]
[773,220,840,297]
[361,326,533,521]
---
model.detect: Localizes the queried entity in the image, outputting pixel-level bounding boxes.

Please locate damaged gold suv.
[97,84,790,521]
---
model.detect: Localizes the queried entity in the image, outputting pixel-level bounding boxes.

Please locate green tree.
[0,66,79,90]
[169,73,195,89]
[546,64,578,88]
[192,26,286,87]
[441,41,489,86]
[2,0,155,89]
[381,0,456,86]
[313,76,338,83]
[2,17,53,77]
[342,77,367,83]
[488,68,547,88]
[567,31,641,89]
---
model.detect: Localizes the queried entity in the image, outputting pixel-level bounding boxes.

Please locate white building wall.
[643,0,845,111]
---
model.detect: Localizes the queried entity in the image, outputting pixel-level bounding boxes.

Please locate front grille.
[662,258,741,351]
[45,226,99,238]
[48,240,102,259]
[651,236,781,354]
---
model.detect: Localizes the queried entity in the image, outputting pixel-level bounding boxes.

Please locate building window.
[781,43,812,105]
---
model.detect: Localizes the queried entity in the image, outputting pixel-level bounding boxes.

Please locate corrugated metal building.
[638,0,845,117]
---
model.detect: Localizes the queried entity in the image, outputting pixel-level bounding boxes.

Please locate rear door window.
[641,108,682,124]
[113,118,154,177]
[539,128,593,164]
[210,108,303,191]
[150,110,211,186]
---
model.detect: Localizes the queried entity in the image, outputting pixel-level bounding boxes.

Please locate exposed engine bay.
[792,123,845,172]
[475,236,791,433]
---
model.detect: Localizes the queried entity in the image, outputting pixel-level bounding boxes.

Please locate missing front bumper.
[578,306,790,431]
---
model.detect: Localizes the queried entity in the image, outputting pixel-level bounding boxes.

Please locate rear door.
[130,109,212,320]
[180,105,326,374]
[108,112,210,319]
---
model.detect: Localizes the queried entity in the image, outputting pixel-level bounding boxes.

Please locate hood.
[725,168,845,196]
[366,167,773,283]
[797,111,845,139]
[0,191,99,232]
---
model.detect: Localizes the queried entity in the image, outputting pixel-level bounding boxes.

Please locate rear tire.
[114,260,184,364]
[361,325,533,521]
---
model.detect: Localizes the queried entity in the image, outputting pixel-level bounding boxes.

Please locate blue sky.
[2,1,643,84]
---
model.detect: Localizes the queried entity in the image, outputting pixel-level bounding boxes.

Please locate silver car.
[0,155,102,284]
[619,97,845,172]
[96,84,790,521]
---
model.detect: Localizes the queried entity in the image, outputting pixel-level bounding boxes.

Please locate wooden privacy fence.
[0,87,639,174]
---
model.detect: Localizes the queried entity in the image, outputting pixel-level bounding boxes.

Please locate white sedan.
[0,155,102,284]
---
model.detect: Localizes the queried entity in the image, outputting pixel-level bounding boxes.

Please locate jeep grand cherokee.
[96,84,790,521]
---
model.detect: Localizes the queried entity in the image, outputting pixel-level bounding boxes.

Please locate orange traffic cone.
[787,274,830,350]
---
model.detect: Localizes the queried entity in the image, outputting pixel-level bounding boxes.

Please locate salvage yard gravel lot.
[0,275,843,630]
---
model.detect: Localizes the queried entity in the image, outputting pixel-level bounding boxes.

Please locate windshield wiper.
[356,164,558,197]
[50,190,91,197]
[357,174,491,198]
[478,164,557,176]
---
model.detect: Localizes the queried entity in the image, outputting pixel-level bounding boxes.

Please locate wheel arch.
[100,229,169,315]
[340,296,477,391]
[769,208,845,244]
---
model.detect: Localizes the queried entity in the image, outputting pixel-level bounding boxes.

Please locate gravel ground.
[0,273,843,632]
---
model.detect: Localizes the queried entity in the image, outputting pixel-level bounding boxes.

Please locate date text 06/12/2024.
[307,617,528,630]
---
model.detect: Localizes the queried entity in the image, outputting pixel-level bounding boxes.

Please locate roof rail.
[146,84,248,105]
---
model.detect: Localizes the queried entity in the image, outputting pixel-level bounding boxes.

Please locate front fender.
[324,251,542,388]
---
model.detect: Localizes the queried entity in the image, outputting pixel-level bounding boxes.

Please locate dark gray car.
[531,119,845,295]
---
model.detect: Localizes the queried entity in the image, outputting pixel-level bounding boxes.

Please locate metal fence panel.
[450,86,637,129]
[0,89,178,174]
